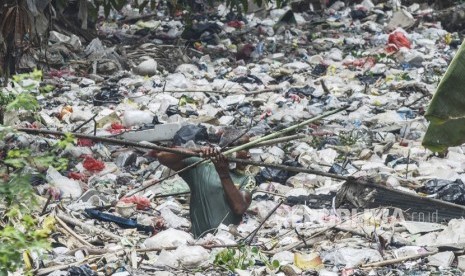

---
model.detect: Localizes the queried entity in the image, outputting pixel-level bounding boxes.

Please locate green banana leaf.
[422,40,465,152]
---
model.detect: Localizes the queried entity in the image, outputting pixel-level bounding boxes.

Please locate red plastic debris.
[288,93,302,103]
[227,20,244,29]
[386,31,411,52]
[120,196,151,210]
[260,108,272,120]
[343,57,376,69]
[68,171,85,180]
[83,156,105,172]
[108,122,125,134]
[77,138,94,147]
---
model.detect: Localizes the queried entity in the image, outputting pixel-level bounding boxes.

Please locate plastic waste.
[46,166,82,199]
[173,124,209,145]
[350,9,368,20]
[83,156,105,172]
[159,208,190,229]
[68,265,97,276]
[294,252,324,270]
[144,228,194,249]
[427,251,455,267]
[387,31,411,52]
[115,202,136,218]
[418,179,465,205]
[173,245,209,268]
[285,85,315,97]
[115,151,137,168]
[272,251,294,266]
[133,58,158,76]
[119,196,151,210]
[121,110,154,127]
[93,89,123,106]
[256,160,301,185]
[323,248,382,268]
[85,209,154,233]
[312,64,328,76]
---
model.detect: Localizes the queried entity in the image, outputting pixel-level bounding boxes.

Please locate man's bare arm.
[147,148,199,171]
[204,147,252,215]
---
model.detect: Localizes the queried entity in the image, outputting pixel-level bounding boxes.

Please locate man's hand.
[200,147,229,177]
[146,150,160,158]
[201,147,250,215]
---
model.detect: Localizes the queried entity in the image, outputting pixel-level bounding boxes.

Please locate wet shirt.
[179,157,255,238]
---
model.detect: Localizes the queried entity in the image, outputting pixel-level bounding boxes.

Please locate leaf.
[110,0,126,10]
[138,0,149,11]
[3,158,27,168]
[6,92,38,111]
[104,2,111,18]
[240,0,248,13]
[423,40,465,151]
[272,259,280,268]
[251,246,258,254]
[88,3,100,21]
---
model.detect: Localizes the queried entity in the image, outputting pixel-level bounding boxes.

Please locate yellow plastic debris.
[294,252,324,270]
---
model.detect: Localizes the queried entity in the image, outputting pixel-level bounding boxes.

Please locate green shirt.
[179,157,255,238]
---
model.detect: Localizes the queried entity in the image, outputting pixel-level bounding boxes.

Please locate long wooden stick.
[36,257,101,276]
[360,251,437,268]
[57,213,122,241]
[244,200,283,245]
[55,215,95,248]
[17,106,347,157]
[16,127,199,157]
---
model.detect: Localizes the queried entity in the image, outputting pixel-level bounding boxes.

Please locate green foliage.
[214,245,280,272]
[338,130,361,147]
[56,133,76,149]
[0,92,16,107]
[5,92,39,112]
[4,144,70,171]
[0,174,51,274]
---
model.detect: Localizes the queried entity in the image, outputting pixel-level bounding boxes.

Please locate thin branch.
[360,251,437,268]
[243,200,284,245]
[55,215,95,248]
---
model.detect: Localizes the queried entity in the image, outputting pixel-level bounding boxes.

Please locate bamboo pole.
[222,105,349,155]
[239,134,307,149]
[17,106,350,197]
[19,121,349,180]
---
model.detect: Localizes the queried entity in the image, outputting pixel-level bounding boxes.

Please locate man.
[149,145,255,238]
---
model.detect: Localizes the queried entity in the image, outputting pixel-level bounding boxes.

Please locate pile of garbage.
[3,0,465,275]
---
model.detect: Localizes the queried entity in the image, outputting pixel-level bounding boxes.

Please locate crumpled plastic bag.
[173,124,208,145]
[83,156,105,172]
[173,245,210,268]
[119,196,151,210]
[387,31,411,52]
[144,228,194,249]
[255,160,301,184]
[323,248,382,268]
[46,166,82,199]
[418,179,465,205]
[68,265,97,276]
